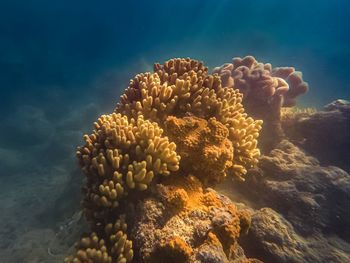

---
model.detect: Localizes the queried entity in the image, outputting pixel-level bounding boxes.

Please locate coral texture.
[213,56,308,151]
[68,58,263,262]
[76,113,180,223]
[131,175,259,262]
[164,115,234,184]
[117,58,262,180]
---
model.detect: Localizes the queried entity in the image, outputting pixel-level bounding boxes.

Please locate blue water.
[1,0,350,111]
[0,0,349,261]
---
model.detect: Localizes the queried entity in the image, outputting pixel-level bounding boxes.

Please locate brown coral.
[213,56,308,110]
[213,56,308,151]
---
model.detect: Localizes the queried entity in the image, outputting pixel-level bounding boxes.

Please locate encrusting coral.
[164,115,234,184]
[213,56,308,151]
[132,175,258,262]
[67,58,263,262]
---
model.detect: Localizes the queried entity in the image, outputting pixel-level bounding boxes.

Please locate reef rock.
[130,175,261,263]
[282,99,350,172]
[240,208,350,263]
[226,140,350,262]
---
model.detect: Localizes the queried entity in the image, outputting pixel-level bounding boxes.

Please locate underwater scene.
[1,0,350,262]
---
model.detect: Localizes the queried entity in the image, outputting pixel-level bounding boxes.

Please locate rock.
[241,140,350,239]
[324,99,350,111]
[225,140,350,262]
[130,175,261,263]
[240,208,350,263]
[282,100,350,172]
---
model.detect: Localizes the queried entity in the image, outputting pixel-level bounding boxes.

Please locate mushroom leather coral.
[67,58,263,262]
[213,56,308,151]
[212,56,308,112]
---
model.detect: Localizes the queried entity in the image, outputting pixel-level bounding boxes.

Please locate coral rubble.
[67,58,263,262]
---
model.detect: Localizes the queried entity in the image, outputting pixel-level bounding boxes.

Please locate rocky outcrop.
[282,99,350,172]
[130,175,261,263]
[240,208,350,263]
[224,140,350,262]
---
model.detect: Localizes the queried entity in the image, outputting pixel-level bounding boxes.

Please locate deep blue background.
[0,0,349,113]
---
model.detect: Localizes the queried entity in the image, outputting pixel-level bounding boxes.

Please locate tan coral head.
[213,55,309,108]
[68,57,264,262]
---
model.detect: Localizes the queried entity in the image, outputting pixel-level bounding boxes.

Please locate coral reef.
[131,175,260,262]
[67,58,263,262]
[66,56,350,263]
[117,58,262,180]
[213,56,308,151]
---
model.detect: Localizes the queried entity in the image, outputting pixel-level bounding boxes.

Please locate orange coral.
[165,115,234,185]
[149,236,193,263]
[141,175,253,262]
[158,174,237,215]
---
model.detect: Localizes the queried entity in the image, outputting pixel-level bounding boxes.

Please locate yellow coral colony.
[65,215,133,263]
[77,113,180,215]
[68,58,263,262]
[70,113,180,262]
[117,58,262,181]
